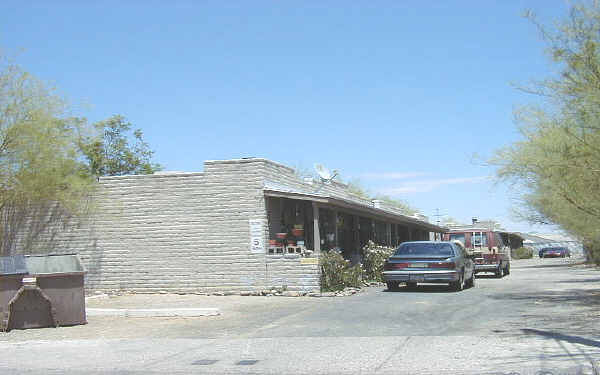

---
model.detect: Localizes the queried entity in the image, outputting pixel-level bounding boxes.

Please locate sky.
[0,1,572,233]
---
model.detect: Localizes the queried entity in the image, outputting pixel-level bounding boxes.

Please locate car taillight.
[384,262,409,270]
[429,262,456,269]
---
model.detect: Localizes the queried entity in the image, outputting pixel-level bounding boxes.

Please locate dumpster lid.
[25,254,85,276]
[0,255,28,276]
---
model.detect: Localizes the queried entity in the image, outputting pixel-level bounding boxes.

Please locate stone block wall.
[48,158,320,294]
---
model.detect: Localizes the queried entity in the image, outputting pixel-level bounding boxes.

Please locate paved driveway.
[1,257,599,374]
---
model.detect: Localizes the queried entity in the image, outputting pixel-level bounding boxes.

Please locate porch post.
[354,215,360,263]
[408,227,413,241]
[312,202,321,253]
[333,209,339,249]
[386,223,391,246]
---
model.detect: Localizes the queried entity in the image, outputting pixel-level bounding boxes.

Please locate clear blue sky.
[1,1,570,233]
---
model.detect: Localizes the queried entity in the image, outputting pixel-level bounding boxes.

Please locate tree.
[81,115,162,176]
[372,193,418,216]
[490,2,600,263]
[0,58,94,256]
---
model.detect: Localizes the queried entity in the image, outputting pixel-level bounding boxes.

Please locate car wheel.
[495,267,502,278]
[386,281,399,291]
[451,272,465,292]
[466,271,475,288]
[406,282,417,289]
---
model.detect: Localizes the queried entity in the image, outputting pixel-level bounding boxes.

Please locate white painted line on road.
[86,308,220,317]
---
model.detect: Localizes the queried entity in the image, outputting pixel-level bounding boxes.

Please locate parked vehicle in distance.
[383,241,475,292]
[539,247,571,258]
[443,229,510,278]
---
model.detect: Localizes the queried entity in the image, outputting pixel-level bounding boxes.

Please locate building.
[51,158,446,294]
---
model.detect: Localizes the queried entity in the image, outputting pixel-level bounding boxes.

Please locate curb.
[86,308,220,317]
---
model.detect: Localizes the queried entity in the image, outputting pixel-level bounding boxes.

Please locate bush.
[514,247,533,259]
[361,241,395,282]
[320,250,362,291]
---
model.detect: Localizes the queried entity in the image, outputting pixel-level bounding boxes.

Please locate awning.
[263,181,447,233]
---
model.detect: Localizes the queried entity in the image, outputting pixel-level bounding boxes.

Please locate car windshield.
[394,243,455,256]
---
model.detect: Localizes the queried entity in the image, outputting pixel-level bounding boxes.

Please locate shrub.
[514,247,533,259]
[320,249,362,291]
[361,241,395,282]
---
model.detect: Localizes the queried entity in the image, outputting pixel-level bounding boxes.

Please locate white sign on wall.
[249,218,265,253]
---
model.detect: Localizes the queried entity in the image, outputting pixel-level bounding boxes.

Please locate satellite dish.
[314,164,331,180]
[314,163,338,183]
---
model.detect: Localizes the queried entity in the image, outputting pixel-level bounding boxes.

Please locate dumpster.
[0,253,86,332]
[25,254,87,327]
[1,255,28,330]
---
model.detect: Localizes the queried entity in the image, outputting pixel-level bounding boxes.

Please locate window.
[394,243,455,256]
[472,232,488,247]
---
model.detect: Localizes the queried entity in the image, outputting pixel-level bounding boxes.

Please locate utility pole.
[432,208,445,240]
[433,208,443,226]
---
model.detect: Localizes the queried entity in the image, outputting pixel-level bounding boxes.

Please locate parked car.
[539,247,571,258]
[383,241,475,292]
[443,229,510,278]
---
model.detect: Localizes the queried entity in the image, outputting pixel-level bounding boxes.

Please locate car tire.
[450,272,465,292]
[386,281,399,291]
[406,282,417,289]
[495,267,502,278]
[465,271,475,288]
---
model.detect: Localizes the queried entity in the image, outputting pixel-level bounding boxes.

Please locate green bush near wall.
[319,241,395,291]
[514,247,533,259]
[319,250,362,291]
[361,241,395,282]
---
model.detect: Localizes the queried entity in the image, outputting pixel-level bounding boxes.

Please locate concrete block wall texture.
[40,158,320,294]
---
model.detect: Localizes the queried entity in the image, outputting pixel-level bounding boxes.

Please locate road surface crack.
[374,336,411,373]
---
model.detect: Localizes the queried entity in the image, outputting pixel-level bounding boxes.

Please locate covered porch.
[264,191,445,264]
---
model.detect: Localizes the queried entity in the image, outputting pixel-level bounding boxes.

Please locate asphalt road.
[1,256,599,375]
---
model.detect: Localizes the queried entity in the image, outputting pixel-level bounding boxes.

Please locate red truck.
[443,229,510,277]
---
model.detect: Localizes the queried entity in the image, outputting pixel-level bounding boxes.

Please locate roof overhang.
[264,188,447,233]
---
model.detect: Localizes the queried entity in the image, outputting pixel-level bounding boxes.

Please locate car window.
[394,243,455,256]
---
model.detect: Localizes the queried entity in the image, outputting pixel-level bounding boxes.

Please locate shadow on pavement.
[515,262,586,270]
[522,328,600,348]
[491,287,600,338]
[384,284,456,293]
[490,288,600,307]
[475,274,502,279]
[488,329,600,373]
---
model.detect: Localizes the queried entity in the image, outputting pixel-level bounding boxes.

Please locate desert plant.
[320,249,362,291]
[361,241,395,282]
[514,247,533,259]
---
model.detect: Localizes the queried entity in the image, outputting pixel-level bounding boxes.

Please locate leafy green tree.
[490,2,600,263]
[0,58,94,256]
[81,115,162,176]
